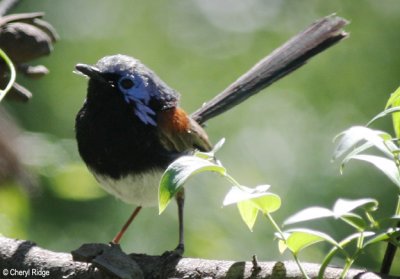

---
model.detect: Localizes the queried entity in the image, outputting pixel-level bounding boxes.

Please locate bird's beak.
[74,64,107,83]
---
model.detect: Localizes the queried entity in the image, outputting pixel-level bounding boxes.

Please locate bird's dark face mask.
[75,60,158,126]
[75,55,180,126]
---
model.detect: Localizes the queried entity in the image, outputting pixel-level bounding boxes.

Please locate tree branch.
[0,236,398,279]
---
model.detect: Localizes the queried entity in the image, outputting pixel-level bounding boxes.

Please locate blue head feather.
[117,74,156,126]
[93,55,180,126]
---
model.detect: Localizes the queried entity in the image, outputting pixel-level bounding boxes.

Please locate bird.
[75,55,212,251]
[74,16,347,254]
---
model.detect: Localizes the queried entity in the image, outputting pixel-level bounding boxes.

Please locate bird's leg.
[112,206,142,244]
[175,188,185,254]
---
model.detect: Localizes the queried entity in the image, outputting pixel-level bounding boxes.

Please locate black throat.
[75,80,178,179]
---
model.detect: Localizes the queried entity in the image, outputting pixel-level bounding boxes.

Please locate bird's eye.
[119,77,135,90]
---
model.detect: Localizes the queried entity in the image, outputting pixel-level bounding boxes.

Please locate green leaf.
[339,139,398,175]
[338,141,374,175]
[195,138,225,160]
[318,232,374,278]
[339,140,399,175]
[237,200,259,231]
[333,198,379,217]
[333,126,393,161]
[284,198,379,228]
[278,239,288,253]
[363,228,400,247]
[211,138,226,154]
[340,141,398,175]
[347,154,400,188]
[386,86,400,138]
[223,185,279,230]
[223,185,271,206]
[367,107,400,126]
[339,231,375,248]
[283,207,333,225]
[251,193,281,214]
[223,185,280,212]
[386,86,400,109]
[339,213,366,231]
[158,156,226,214]
[284,228,339,255]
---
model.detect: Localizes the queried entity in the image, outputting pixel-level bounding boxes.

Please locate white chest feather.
[92,169,163,207]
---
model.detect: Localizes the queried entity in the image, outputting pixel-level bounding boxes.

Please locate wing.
[157,107,212,153]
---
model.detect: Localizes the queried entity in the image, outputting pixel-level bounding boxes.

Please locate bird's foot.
[174,243,185,256]
[161,243,184,262]
[72,243,143,279]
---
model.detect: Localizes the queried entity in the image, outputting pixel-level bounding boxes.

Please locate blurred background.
[1,0,400,274]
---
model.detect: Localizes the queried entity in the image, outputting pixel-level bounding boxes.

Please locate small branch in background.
[0,11,58,101]
[0,0,20,17]
[0,3,58,189]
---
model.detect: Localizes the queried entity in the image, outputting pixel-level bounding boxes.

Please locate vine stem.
[225,173,310,278]
[264,212,310,279]
[339,232,365,278]
[224,173,242,189]
[0,48,16,102]
[264,211,285,239]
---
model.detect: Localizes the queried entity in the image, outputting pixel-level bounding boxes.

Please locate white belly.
[92,169,163,207]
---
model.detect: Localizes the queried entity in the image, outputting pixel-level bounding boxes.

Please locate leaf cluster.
[158,87,400,278]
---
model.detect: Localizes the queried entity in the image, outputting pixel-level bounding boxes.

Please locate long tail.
[191,14,349,125]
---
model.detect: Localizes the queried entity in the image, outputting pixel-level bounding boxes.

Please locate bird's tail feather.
[191,14,349,125]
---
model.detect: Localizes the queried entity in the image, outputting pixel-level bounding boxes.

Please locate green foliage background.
[2,0,400,273]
